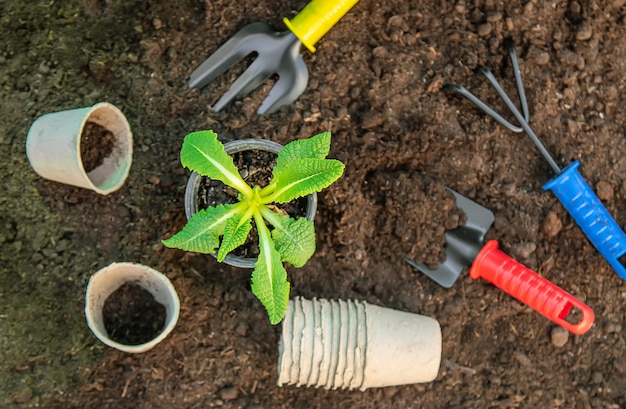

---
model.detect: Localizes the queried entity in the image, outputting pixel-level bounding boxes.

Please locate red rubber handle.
[469,240,594,335]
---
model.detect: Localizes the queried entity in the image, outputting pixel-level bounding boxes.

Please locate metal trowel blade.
[405,189,495,288]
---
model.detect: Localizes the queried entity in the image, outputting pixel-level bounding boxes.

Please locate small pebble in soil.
[550,326,569,347]
[513,351,532,367]
[219,386,239,401]
[505,17,514,31]
[477,23,492,37]
[591,371,604,384]
[614,359,626,375]
[595,180,614,201]
[11,389,32,404]
[542,211,563,238]
[511,242,536,260]
[530,47,551,65]
[235,321,248,336]
[524,2,534,14]
[576,21,593,41]
[605,322,622,334]
[372,46,388,59]
[382,387,399,399]
[37,62,50,74]
[486,11,502,23]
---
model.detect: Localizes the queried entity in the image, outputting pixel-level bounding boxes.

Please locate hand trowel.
[405,187,594,335]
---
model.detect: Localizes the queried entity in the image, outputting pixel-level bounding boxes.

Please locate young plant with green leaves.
[163,130,344,324]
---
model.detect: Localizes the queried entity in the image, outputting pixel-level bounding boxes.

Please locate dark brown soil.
[80,121,115,172]
[102,282,166,345]
[3,0,626,408]
[364,171,467,269]
[197,148,308,259]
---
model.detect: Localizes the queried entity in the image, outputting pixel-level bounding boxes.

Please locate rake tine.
[212,58,272,112]
[475,66,527,133]
[442,39,532,133]
[442,83,523,133]
[504,39,530,123]
[189,22,275,89]
[475,66,561,174]
[443,41,561,175]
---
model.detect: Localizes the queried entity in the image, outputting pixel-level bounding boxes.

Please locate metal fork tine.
[212,58,272,112]
[189,22,275,89]
[258,55,308,114]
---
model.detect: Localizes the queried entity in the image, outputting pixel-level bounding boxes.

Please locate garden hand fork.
[189,0,360,114]
[443,39,626,279]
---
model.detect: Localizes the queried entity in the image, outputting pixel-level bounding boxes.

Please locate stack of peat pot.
[277,296,442,390]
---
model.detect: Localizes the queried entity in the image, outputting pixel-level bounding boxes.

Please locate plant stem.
[259,205,281,227]
[252,208,274,270]
[258,180,277,198]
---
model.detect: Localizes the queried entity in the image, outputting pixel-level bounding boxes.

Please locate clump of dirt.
[102,282,166,345]
[196,148,307,258]
[364,171,467,269]
[80,121,115,172]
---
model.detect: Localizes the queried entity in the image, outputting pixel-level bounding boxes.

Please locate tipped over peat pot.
[25,102,133,195]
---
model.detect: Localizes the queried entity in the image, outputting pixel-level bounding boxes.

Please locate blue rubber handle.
[543,160,626,279]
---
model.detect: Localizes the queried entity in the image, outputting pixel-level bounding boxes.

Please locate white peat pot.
[85,262,180,353]
[361,302,442,389]
[26,102,133,195]
[277,297,442,391]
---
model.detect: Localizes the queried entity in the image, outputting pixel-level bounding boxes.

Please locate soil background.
[2,0,626,408]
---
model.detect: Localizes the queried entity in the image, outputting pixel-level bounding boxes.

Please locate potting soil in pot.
[80,121,115,172]
[197,149,308,259]
[102,281,166,345]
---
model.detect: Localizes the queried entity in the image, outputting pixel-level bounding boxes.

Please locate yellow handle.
[283,0,360,53]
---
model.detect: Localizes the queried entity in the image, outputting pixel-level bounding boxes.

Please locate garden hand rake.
[443,39,626,280]
[189,0,360,114]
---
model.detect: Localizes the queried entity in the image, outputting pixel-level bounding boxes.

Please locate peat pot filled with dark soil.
[25,102,133,195]
[85,262,180,353]
[184,139,318,268]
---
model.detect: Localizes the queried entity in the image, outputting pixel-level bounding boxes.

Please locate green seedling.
[163,130,344,324]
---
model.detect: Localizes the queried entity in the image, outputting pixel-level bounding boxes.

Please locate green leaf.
[261,207,315,267]
[273,131,331,177]
[217,208,253,262]
[180,130,253,197]
[263,158,344,204]
[162,204,242,254]
[251,212,290,325]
